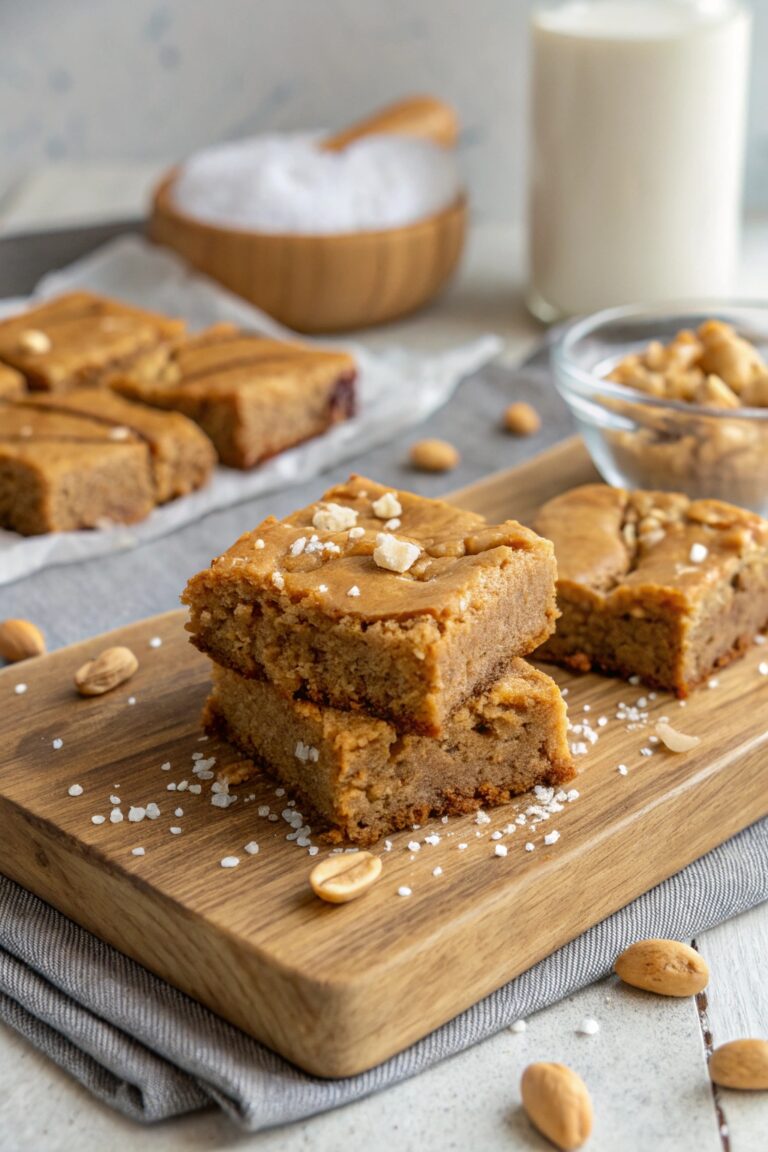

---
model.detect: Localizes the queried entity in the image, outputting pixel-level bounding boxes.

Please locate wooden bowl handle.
[322,95,459,152]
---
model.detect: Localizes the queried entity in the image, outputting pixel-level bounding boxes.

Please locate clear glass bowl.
[552,301,768,515]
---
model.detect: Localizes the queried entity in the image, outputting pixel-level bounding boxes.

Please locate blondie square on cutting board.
[534,484,768,695]
[183,474,558,735]
[205,659,574,846]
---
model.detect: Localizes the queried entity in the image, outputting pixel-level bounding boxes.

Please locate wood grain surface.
[1,439,766,1078]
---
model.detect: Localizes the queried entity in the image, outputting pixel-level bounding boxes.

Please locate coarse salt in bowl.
[172,132,462,235]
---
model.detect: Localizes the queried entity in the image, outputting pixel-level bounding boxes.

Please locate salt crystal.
[14,684,27,695]
[67,784,83,797]
[689,542,708,564]
[577,1017,601,1036]
[131,847,145,857]
[91,815,106,825]
[128,806,146,823]
[220,856,239,868]
[174,134,460,235]
[169,826,182,835]
[52,738,63,750]
[494,844,508,857]
[371,492,402,519]
[432,866,443,877]
[109,809,124,824]
[544,830,560,846]
[509,1020,527,1034]
[148,637,162,649]
[145,803,160,819]
[373,532,420,574]
[397,886,412,897]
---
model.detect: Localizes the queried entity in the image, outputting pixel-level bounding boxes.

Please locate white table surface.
[1,173,767,1152]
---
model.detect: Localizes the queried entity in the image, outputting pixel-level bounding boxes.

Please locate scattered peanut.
[520,1062,593,1151]
[503,401,541,436]
[709,1039,768,1090]
[310,851,382,903]
[74,646,138,697]
[17,328,51,355]
[0,618,46,662]
[609,319,768,405]
[654,721,701,753]
[614,938,709,997]
[409,438,460,472]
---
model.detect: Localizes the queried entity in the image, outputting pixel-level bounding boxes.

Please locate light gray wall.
[1,0,766,223]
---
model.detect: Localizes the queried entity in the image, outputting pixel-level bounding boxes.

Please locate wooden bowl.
[149,171,467,334]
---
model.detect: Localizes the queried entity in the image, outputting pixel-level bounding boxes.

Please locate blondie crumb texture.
[183,475,558,734]
[534,484,768,695]
[0,391,213,534]
[0,292,185,392]
[204,659,574,845]
[111,323,357,469]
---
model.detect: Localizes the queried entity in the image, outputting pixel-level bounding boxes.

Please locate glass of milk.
[528,0,752,321]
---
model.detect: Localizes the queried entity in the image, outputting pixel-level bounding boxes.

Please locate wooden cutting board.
[2,438,767,1077]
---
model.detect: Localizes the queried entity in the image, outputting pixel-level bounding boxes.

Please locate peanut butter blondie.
[0,291,185,392]
[0,391,214,534]
[17,388,215,503]
[204,660,574,845]
[534,484,768,695]
[183,475,558,735]
[111,324,357,469]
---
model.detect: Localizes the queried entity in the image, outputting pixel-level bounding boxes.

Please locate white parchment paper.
[0,237,500,586]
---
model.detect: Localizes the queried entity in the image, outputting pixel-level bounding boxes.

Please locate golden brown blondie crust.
[111,323,357,469]
[0,291,185,392]
[184,475,558,735]
[204,659,574,845]
[534,484,768,695]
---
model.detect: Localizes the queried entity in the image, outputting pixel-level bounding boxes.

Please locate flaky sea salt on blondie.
[183,475,558,735]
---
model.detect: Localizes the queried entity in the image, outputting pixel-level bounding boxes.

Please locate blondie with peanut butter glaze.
[0,291,185,392]
[183,475,558,735]
[534,484,768,695]
[111,323,356,469]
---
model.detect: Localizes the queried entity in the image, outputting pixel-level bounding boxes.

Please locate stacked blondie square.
[183,475,575,844]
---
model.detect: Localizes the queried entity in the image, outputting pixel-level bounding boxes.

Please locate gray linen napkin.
[1,819,766,1130]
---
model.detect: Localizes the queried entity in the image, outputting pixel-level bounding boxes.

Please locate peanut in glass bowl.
[552,302,768,515]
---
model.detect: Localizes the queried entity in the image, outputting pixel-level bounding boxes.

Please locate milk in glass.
[529,1,751,320]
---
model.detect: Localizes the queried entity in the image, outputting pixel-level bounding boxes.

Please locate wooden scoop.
[322,95,459,152]
[150,93,465,332]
